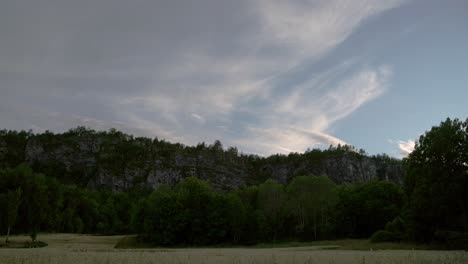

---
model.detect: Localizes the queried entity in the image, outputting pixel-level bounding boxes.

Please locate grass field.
[1,234,467,264]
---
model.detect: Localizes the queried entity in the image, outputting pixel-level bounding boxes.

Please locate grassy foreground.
[0,234,467,264]
[114,235,440,250]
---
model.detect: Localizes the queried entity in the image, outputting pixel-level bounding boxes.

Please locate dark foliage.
[0,127,402,191]
[0,164,404,245]
[0,118,466,248]
[370,230,402,243]
[403,118,468,243]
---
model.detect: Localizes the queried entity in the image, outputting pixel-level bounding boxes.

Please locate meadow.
[1,234,467,264]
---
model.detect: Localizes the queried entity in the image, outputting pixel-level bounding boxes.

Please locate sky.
[1,0,467,158]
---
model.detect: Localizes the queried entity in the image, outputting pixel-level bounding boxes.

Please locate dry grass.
[0,234,467,264]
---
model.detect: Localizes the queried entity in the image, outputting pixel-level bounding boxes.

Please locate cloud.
[0,0,406,155]
[388,138,417,158]
[321,65,392,123]
[236,126,347,154]
[191,113,206,124]
[256,0,405,58]
[236,64,393,154]
[398,139,416,157]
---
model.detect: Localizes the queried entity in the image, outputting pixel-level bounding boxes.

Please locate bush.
[385,216,405,234]
[370,230,402,243]
[30,230,37,242]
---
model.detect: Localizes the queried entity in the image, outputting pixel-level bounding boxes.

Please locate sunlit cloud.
[398,139,416,157]
[238,65,392,154]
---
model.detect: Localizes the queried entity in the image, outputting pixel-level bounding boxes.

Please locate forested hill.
[0,127,403,191]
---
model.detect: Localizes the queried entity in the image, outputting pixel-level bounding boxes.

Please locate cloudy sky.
[1,0,467,157]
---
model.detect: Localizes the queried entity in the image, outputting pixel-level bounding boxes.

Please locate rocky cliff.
[0,128,403,190]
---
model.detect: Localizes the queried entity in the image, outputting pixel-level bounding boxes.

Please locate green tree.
[0,165,49,238]
[0,194,6,235]
[257,179,286,241]
[236,185,259,243]
[335,181,403,238]
[0,130,31,168]
[287,176,338,240]
[5,188,22,243]
[98,196,119,234]
[404,118,468,242]
[225,192,247,243]
[176,177,216,245]
[142,185,185,245]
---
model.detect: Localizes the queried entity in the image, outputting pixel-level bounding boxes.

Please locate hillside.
[0,127,403,190]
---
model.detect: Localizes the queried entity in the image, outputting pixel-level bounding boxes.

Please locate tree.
[236,185,259,243]
[257,179,286,241]
[287,176,337,240]
[335,181,403,238]
[225,192,247,243]
[22,170,48,241]
[211,140,223,152]
[142,185,185,245]
[176,177,214,244]
[286,176,314,237]
[0,165,49,239]
[404,118,468,242]
[0,130,31,168]
[5,188,22,243]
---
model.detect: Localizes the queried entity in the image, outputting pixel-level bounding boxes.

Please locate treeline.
[0,127,402,190]
[133,176,403,245]
[0,165,148,238]
[0,164,403,245]
[0,127,370,171]
[0,117,467,247]
[136,118,468,246]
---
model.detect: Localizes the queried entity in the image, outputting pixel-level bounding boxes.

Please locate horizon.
[1,0,467,158]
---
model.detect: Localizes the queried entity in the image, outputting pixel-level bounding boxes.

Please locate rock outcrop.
[0,128,404,190]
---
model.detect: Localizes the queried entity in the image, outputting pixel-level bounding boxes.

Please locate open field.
[1,234,467,264]
[114,235,439,251]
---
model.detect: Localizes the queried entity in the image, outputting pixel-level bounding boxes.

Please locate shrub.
[385,216,405,234]
[370,230,402,243]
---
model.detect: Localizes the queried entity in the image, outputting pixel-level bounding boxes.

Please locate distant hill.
[0,127,403,190]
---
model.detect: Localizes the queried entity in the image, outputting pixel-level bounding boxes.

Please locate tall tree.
[176,176,216,245]
[5,188,22,243]
[335,181,403,238]
[257,179,286,241]
[142,185,185,245]
[287,176,338,240]
[225,192,247,243]
[288,176,338,240]
[405,118,468,242]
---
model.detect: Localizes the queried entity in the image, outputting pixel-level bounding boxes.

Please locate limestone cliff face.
[22,134,252,190]
[259,153,403,185]
[1,130,403,190]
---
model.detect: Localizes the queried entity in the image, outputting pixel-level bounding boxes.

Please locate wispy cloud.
[191,113,206,124]
[256,0,405,58]
[0,0,406,155]
[237,64,393,154]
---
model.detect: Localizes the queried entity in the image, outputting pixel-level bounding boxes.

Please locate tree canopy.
[404,118,468,242]
[1,117,467,247]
